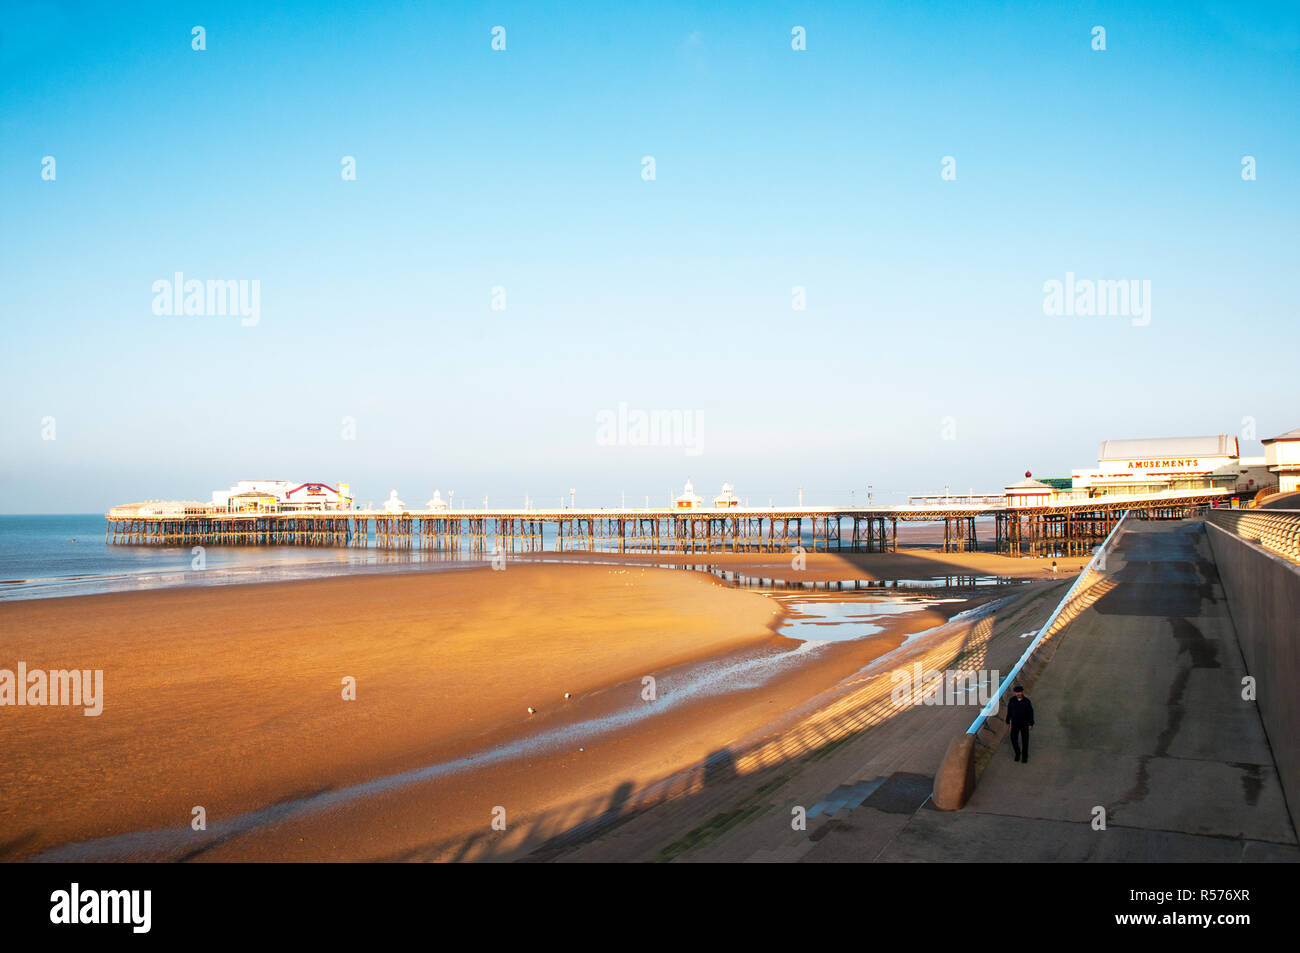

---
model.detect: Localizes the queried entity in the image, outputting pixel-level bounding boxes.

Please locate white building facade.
[1070,435,1245,497]
[211,480,351,512]
[1264,428,1300,494]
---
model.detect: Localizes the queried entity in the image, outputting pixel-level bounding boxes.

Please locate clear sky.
[2,1,1297,512]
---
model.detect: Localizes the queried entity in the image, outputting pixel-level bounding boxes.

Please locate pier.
[105,489,1229,557]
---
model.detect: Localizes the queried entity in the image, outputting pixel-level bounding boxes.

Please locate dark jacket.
[1007,695,1035,727]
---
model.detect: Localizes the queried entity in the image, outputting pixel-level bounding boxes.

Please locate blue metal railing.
[966,510,1131,735]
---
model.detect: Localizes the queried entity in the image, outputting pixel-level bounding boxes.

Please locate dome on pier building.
[713,483,740,508]
[1004,477,1053,508]
[674,479,704,510]
[426,490,448,511]
[382,490,406,514]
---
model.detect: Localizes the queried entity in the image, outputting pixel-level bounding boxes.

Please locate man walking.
[1007,684,1034,763]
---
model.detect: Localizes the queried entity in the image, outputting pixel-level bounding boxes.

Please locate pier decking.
[105,489,1229,557]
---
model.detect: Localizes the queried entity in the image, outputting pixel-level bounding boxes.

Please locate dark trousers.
[1010,724,1030,760]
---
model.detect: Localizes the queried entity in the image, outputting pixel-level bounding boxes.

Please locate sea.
[0,514,480,602]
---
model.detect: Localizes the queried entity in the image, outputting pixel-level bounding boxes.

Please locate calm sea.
[0,515,479,602]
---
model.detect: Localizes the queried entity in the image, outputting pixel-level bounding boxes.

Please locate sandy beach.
[534,547,1090,583]
[0,552,1070,861]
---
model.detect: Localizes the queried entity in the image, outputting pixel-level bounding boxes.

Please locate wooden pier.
[105,490,1228,558]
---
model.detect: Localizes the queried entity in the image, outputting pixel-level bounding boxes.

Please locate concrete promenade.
[524,519,1299,862]
[876,520,1298,861]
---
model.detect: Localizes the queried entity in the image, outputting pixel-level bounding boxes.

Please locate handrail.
[966,509,1132,735]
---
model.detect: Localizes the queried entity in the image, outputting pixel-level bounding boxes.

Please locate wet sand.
[526,547,1091,584]
[0,555,1060,861]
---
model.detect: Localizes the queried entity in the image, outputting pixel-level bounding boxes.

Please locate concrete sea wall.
[1206,522,1300,833]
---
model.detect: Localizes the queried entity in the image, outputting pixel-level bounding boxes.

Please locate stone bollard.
[933,734,977,810]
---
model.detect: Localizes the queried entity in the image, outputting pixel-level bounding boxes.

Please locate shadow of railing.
[382,593,1056,862]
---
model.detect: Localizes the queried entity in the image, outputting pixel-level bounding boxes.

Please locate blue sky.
[2,1,1297,512]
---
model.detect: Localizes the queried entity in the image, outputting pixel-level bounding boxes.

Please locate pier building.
[1004,476,1053,507]
[212,480,350,512]
[1264,428,1300,495]
[713,483,740,508]
[673,480,704,510]
[1070,434,1262,497]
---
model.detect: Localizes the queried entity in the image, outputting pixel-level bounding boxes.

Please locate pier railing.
[1205,508,1300,563]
